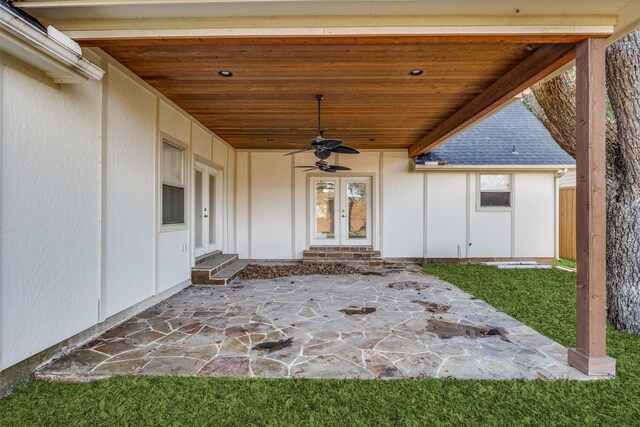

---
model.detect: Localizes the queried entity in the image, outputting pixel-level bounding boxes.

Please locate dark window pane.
[480,191,510,207]
[163,184,185,224]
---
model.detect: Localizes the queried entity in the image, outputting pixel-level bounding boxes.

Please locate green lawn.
[554,258,577,269]
[1,265,639,426]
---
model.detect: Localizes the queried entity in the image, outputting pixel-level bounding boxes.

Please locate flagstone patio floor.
[37,265,590,381]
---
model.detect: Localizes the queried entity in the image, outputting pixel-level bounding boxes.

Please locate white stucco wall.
[235,152,250,258]
[235,149,425,259]
[0,50,236,371]
[426,173,467,258]
[251,153,293,259]
[513,173,556,257]
[0,61,101,369]
[424,171,556,259]
[103,65,156,317]
[381,152,423,258]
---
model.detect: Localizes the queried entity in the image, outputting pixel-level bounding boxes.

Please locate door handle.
[204,214,209,218]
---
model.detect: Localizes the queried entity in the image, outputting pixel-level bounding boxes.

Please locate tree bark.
[604,31,640,333]
[523,30,640,334]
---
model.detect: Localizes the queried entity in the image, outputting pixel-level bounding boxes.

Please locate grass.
[554,258,577,269]
[1,266,639,426]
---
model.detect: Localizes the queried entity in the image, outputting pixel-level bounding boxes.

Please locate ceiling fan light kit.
[284,94,360,171]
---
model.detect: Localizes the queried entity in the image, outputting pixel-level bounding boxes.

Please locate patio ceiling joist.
[407,42,578,158]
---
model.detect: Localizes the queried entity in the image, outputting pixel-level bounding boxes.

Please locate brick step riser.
[303,253,381,259]
[192,265,243,285]
[303,259,384,267]
[191,255,238,276]
[209,268,243,285]
[308,246,373,252]
[191,255,240,284]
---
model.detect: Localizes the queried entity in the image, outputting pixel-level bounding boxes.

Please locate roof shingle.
[416,101,575,166]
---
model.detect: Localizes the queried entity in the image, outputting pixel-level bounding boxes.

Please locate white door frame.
[194,161,223,257]
[309,175,373,246]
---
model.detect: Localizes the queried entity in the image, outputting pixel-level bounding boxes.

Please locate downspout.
[554,168,569,259]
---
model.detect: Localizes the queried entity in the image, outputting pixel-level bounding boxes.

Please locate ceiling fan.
[284,94,360,160]
[295,160,351,173]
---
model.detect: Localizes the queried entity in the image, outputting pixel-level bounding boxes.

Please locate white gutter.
[413,164,576,172]
[0,6,103,82]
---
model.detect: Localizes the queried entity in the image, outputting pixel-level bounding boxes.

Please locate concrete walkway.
[37,266,589,381]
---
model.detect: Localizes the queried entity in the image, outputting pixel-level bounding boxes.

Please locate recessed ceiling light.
[369,138,376,141]
[218,70,233,77]
[409,69,424,76]
[267,138,274,142]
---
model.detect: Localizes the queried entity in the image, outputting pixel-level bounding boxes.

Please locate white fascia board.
[0,6,104,82]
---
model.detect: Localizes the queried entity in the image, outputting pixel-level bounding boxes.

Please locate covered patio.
[38,265,588,381]
[3,1,634,391]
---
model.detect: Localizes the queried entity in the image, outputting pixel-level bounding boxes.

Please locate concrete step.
[195,250,223,266]
[209,260,249,285]
[191,253,239,284]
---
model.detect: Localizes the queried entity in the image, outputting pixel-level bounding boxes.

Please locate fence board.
[559,187,576,259]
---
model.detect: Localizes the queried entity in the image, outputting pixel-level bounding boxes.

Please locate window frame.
[159,135,188,232]
[476,173,514,212]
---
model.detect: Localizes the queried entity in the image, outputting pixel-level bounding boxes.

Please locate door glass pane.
[315,181,335,239]
[195,170,203,248]
[209,174,216,244]
[347,181,367,239]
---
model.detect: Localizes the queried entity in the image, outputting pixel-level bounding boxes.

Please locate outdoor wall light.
[218,70,233,77]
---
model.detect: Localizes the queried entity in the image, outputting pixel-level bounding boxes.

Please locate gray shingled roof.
[416,101,575,166]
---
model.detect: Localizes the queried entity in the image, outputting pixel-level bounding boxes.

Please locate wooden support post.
[567,38,615,376]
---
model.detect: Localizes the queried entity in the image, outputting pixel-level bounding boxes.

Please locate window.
[162,141,185,225]
[479,174,511,208]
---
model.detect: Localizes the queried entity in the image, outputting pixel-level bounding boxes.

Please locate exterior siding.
[0,49,235,370]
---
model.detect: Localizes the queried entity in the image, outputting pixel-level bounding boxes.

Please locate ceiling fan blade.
[310,138,343,148]
[328,165,351,171]
[295,165,318,168]
[301,167,318,172]
[284,148,311,156]
[329,145,359,154]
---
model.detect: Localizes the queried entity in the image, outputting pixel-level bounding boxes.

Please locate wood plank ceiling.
[89,36,575,151]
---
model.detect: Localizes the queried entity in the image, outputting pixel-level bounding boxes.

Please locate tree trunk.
[604,31,640,333]
[523,30,640,334]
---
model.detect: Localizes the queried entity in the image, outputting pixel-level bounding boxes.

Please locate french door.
[194,163,223,257]
[310,176,372,246]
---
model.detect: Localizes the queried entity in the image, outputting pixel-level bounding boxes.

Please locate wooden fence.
[559,187,576,259]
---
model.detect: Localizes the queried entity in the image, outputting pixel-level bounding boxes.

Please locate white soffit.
[15,0,638,41]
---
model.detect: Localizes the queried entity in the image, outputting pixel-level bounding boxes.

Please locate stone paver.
[37,265,591,381]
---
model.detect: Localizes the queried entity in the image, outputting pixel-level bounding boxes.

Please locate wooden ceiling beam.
[81,34,602,48]
[408,43,577,158]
